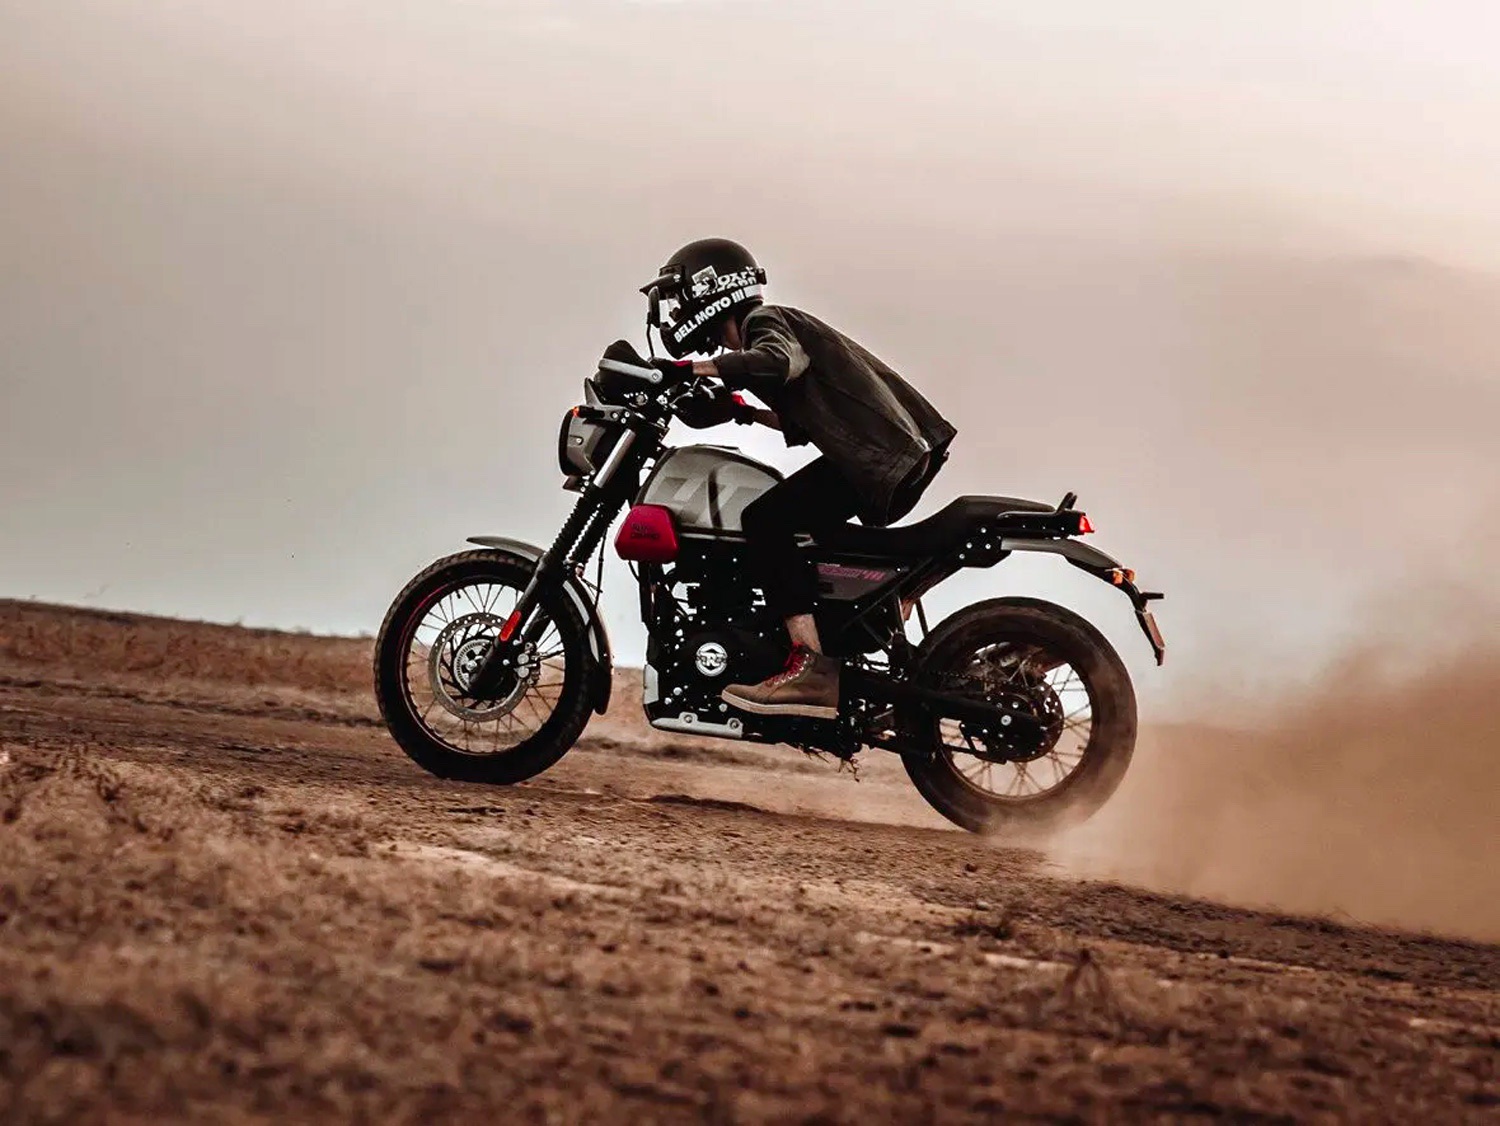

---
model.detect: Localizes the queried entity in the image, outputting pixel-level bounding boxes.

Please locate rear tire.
[374,551,595,784]
[902,597,1136,835]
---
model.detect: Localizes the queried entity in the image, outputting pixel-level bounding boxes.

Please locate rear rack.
[955,506,1090,567]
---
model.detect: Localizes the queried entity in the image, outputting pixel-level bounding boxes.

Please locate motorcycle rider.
[635,238,956,719]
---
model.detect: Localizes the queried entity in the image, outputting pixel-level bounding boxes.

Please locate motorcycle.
[374,348,1166,833]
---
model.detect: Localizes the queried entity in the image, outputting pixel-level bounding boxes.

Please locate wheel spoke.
[397,575,578,758]
[1010,769,1026,797]
[933,641,1098,803]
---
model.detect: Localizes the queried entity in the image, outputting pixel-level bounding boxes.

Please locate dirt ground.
[0,601,1496,1123]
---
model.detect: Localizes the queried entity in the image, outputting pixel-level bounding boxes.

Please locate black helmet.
[641,238,766,358]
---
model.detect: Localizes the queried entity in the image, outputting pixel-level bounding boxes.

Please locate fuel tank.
[636,445,783,535]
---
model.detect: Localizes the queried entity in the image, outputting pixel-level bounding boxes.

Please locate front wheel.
[373,550,595,784]
[902,597,1137,835]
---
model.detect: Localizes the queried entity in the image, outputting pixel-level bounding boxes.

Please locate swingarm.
[841,664,1048,748]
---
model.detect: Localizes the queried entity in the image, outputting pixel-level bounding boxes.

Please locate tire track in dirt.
[1,603,1496,1121]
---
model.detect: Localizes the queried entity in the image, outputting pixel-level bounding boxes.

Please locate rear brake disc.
[951,677,1065,764]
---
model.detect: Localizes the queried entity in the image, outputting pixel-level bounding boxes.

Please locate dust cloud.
[1055,582,1500,942]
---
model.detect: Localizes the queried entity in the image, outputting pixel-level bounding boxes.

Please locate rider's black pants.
[740,457,862,620]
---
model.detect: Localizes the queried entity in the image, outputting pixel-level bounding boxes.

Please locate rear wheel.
[902,597,1136,835]
[374,551,595,784]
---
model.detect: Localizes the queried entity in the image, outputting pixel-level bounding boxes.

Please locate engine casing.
[643,623,785,739]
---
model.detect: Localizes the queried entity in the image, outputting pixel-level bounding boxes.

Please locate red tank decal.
[614,504,680,563]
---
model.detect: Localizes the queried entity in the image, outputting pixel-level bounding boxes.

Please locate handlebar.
[597,357,664,385]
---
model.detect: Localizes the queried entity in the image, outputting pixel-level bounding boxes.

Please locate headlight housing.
[557,406,620,477]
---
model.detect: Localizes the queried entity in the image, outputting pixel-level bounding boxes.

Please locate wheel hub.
[428,613,538,721]
[450,637,493,691]
[954,681,1066,764]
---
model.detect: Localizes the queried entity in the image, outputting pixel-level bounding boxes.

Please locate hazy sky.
[3,1,1498,710]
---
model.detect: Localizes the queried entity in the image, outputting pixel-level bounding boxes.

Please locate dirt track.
[0,601,1496,1123]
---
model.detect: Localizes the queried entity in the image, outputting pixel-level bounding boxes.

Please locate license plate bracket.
[1137,609,1166,665]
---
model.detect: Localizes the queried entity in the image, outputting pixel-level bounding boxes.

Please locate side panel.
[465,536,614,713]
[815,560,905,602]
[637,445,783,535]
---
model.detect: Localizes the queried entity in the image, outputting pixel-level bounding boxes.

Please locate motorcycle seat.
[813,495,1056,559]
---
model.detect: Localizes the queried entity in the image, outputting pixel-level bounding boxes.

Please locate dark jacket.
[712,304,957,527]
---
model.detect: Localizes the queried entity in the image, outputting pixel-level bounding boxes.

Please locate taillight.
[1076,513,1095,535]
[614,504,680,563]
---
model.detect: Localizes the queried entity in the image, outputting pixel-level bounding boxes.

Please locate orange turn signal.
[1109,568,1136,586]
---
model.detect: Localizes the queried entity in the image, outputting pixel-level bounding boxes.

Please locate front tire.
[902,597,1136,835]
[374,551,595,784]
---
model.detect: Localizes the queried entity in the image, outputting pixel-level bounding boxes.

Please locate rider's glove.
[651,357,694,384]
[675,382,744,429]
[728,393,757,425]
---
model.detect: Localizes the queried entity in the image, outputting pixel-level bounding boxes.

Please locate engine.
[642,584,784,739]
[632,443,853,737]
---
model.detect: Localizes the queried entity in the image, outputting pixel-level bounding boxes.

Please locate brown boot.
[721,645,840,720]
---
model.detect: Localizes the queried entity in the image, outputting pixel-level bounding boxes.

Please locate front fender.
[466,536,614,713]
[998,536,1166,665]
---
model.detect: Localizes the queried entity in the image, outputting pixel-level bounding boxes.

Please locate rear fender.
[998,536,1166,665]
[466,536,614,713]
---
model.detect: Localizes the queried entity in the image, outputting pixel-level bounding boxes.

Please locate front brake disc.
[428,613,536,721]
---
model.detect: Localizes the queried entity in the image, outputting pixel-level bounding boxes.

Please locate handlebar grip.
[597,358,663,385]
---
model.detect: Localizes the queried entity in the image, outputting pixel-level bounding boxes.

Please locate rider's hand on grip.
[674,381,739,429]
[651,356,694,384]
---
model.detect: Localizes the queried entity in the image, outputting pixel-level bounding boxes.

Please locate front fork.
[469,431,639,697]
